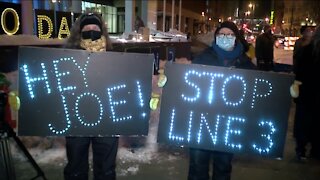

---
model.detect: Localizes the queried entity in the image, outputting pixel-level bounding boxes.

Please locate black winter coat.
[255,33,275,62]
[294,43,320,104]
[192,47,256,70]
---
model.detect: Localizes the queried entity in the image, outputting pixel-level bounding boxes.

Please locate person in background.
[239,29,256,65]
[63,13,118,180]
[293,25,315,72]
[134,16,145,33]
[255,25,276,71]
[291,25,320,161]
[188,21,256,180]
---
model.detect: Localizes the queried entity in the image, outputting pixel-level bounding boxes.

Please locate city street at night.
[1,0,320,180]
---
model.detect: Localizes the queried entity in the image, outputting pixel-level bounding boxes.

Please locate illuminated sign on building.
[270,11,274,25]
[35,9,55,39]
[56,11,72,39]
[0,2,21,35]
[35,9,72,39]
[158,63,294,158]
[18,47,153,136]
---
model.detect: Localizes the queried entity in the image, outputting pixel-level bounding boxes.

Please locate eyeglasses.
[217,33,235,39]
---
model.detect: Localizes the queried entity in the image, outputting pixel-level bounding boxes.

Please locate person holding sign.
[63,13,118,180]
[188,21,256,180]
[291,25,320,161]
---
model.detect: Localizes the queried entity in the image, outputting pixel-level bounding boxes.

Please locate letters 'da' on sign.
[18,47,154,136]
[158,63,294,158]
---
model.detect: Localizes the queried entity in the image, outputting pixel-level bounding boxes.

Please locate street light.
[265,17,270,23]
[248,3,255,18]
[247,3,255,32]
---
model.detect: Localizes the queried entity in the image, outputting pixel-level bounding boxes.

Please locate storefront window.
[96,4,101,13]
[81,1,117,33]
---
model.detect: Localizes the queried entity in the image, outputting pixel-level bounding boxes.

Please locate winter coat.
[192,46,256,70]
[188,45,256,180]
[255,32,275,62]
[294,43,320,105]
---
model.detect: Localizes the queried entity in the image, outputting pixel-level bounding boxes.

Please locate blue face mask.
[216,35,236,51]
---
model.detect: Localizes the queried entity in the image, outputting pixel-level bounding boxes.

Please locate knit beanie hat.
[80,13,102,31]
[214,21,240,41]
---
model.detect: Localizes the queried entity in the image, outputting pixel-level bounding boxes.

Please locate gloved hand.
[149,92,160,110]
[290,80,302,98]
[157,69,168,88]
[9,91,20,110]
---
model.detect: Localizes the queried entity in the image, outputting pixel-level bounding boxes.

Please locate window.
[81,1,117,33]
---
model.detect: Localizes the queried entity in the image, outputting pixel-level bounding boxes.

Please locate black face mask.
[81,30,102,41]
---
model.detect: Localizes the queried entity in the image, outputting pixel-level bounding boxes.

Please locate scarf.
[80,36,106,52]
[212,42,243,66]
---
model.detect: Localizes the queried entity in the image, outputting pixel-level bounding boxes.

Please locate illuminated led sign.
[270,11,274,25]
[37,14,54,39]
[35,9,72,39]
[158,63,294,158]
[0,2,22,35]
[35,9,55,39]
[56,11,72,39]
[18,47,153,136]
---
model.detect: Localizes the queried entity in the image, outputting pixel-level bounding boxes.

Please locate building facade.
[2,0,319,38]
[0,0,209,38]
[281,0,319,36]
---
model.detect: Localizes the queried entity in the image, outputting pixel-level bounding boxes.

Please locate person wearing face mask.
[255,25,276,71]
[63,13,118,180]
[188,21,255,180]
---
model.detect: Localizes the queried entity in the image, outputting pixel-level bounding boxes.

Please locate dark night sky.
[182,0,206,13]
[240,0,272,18]
[182,0,272,19]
